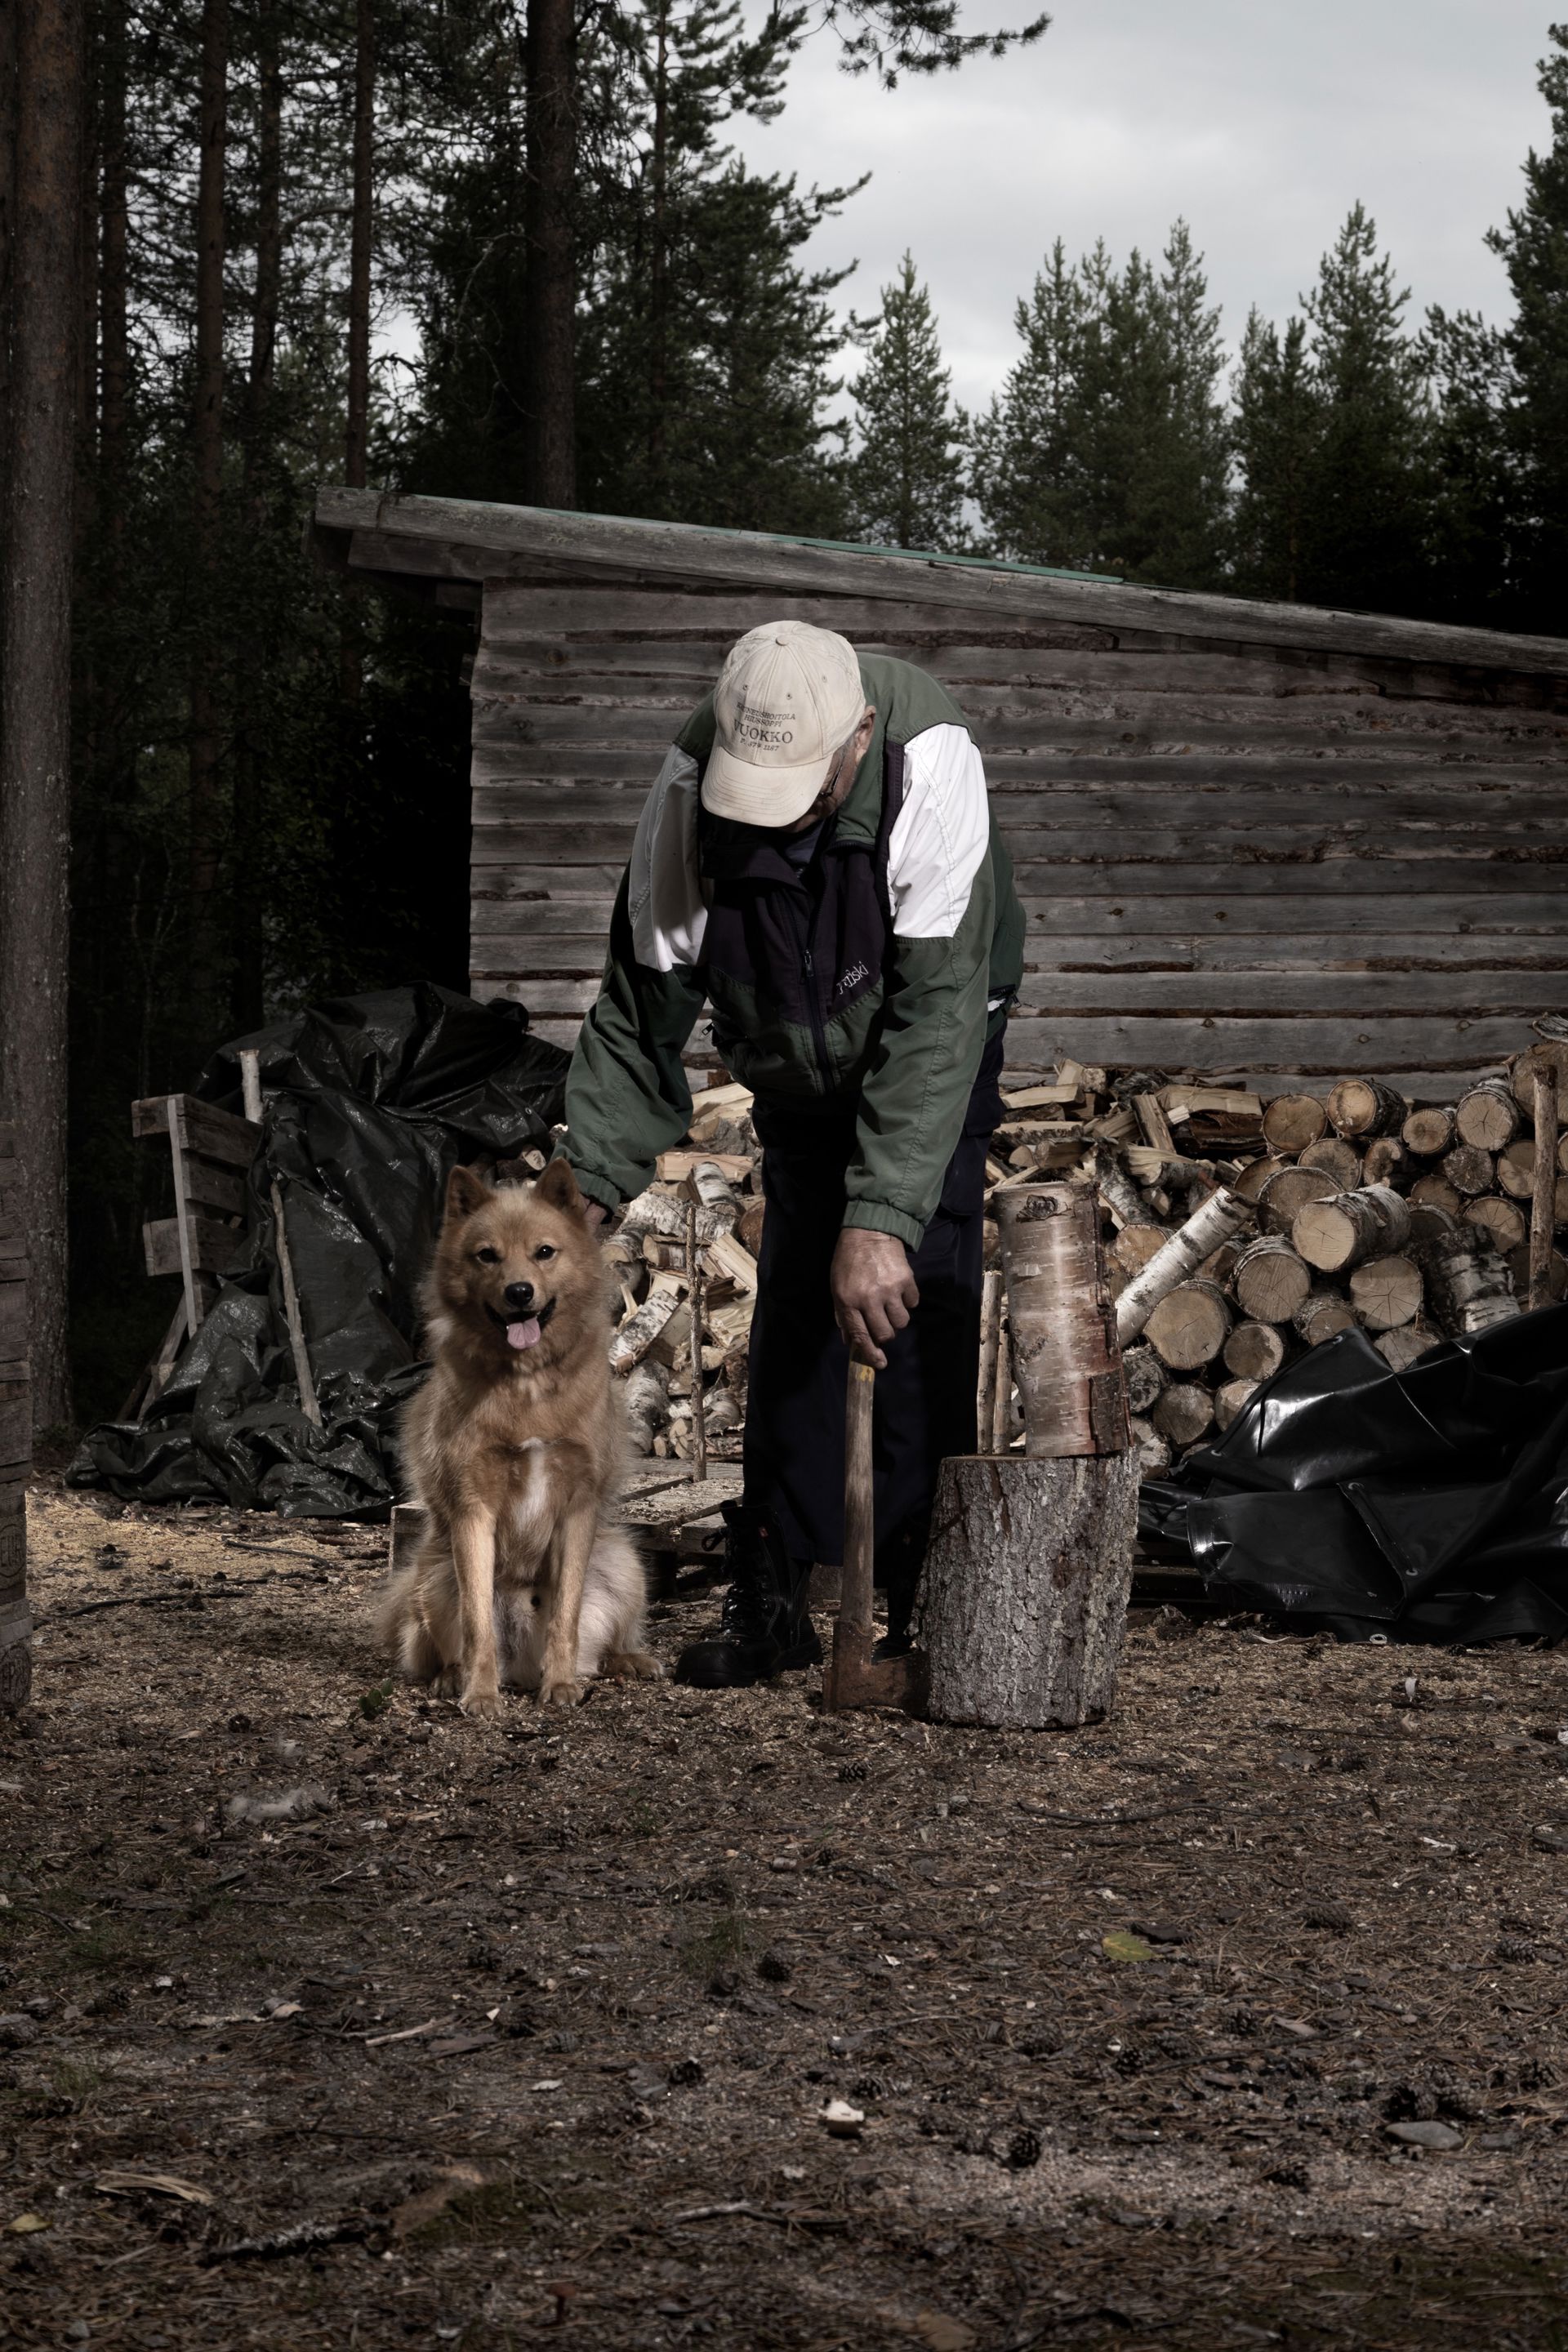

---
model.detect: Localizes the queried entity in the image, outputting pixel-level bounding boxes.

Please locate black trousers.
[742,1030,1004,1593]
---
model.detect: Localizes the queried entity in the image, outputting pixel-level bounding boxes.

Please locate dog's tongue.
[506,1317,542,1352]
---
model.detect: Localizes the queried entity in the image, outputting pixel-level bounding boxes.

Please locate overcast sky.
[728,0,1555,412]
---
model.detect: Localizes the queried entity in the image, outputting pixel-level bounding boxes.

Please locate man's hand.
[582,1200,608,1232]
[831,1228,919,1370]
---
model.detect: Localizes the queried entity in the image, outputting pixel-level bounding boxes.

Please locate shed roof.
[314,486,1568,687]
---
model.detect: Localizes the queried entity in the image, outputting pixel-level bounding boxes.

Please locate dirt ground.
[4,1486,1568,2352]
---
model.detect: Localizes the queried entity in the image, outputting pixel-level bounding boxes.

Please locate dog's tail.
[375,1559,440,1681]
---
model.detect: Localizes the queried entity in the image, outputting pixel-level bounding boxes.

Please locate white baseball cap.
[701,621,868,827]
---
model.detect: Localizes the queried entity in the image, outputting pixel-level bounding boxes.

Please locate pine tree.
[849,252,966,551]
[1232,310,1317,600]
[969,238,1090,567]
[1296,202,1433,612]
[1486,21,1568,630]
[971,222,1227,586]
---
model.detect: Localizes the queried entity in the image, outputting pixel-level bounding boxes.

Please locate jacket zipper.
[791,881,834,1089]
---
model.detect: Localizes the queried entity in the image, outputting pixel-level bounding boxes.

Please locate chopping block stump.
[913,1182,1138,1730]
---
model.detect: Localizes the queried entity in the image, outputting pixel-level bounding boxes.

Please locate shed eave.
[312,485,1568,682]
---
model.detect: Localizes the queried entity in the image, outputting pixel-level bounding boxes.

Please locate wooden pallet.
[122,1093,261,1420]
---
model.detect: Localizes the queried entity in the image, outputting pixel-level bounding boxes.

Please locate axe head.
[823,1624,929,1717]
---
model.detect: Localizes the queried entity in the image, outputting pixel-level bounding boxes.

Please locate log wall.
[466,580,1568,1091]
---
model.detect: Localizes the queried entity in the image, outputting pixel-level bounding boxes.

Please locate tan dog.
[378,1160,658,1714]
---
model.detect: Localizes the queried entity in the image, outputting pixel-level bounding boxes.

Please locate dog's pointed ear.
[444,1164,492,1225]
[534,1156,586,1220]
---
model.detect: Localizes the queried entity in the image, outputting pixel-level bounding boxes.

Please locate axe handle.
[841,1359,876,1642]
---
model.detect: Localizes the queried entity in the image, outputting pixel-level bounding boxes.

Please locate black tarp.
[69,985,569,1516]
[1140,1303,1568,1642]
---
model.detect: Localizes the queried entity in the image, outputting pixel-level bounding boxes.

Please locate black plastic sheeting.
[1140,1303,1568,1642]
[69,985,568,1517]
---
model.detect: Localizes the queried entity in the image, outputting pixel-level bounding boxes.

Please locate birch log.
[1292,1184,1411,1275]
[995,1186,1128,1456]
[1113,1186,1253,1346]
[1530,1068,1557,1312]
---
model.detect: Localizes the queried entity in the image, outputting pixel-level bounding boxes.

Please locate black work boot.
[871,1524,924,1662]
[674,1500,821,1688]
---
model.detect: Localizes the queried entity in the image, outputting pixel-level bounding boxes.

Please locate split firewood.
[1298,1136,1362,1190]
[1152,1381,1215,1446]
[1441,1143,1494,1197]
[1348,1254,1423,1332]
[1326,1077,1406,1141]
[1462,1196,1526,1253]
[1113,1187,1253,1345]
[1401,1106,1455,1156]
[1262,1094,1327,1154]
[623,1361,670,1454]
[1257,1164,1337,1236]
[1000,1081,1080,1112]
[1232,1235,1312,1324]
[1361,1137,1409,1191]
[1416,1221,1521,1338]
[679,1160,741,1226]
[621,1188,728,1245]
[702,1227,760,1294]
[1231,1154,1290,1203]
[704,1295,755,1352]
[1374,1320,1441,1372]
[1294,1291,1356,1347]
[976,1270,1004,1447]
[642,1234,688,1272]
[1111,1224,1169,1277]
[1133,1093,1176,1153]
[1223,1319,1287,1383]
[1410,1173,1463,1216]
[1124,1144,1223,1193]
[1094,1147,1158,1234]
[1121,1343,1167,1414]
[1143,1279,1232,1372]
[1214,1378,1258,1433]
[1128,1415,1171,1477]
[608,1284,684,1373]
[1293,1183,1412,1275]
[657,1149,754,1185]
[1083,1107,1138,1144]
[1454,1078,1521,1153]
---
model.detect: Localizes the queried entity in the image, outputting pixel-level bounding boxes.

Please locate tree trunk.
[524,0,577,507]
[646,0,669,501]
[0,0,84,1434]
[913,1451,1140,1729]
[0,0,16,522]
[232,0,281,1032]
[338,0,374,714]
[188,0,228,1022]
[99,0,127,537]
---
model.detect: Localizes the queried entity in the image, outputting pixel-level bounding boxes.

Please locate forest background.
[0,0,1565,1432]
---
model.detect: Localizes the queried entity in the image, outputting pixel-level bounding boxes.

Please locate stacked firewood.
[597,1036,1567,1470]
[976,1040,1567,1477]
[600,1082,762,1461]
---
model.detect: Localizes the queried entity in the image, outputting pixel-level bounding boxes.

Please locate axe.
[822,1356,929,1716]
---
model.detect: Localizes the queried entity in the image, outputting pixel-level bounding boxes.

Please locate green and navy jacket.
[562,653,1024,1250]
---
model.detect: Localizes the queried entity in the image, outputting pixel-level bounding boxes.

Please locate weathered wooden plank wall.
[466,580,1568,1092]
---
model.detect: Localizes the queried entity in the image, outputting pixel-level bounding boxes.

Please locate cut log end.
[1143,1279,1232,1371]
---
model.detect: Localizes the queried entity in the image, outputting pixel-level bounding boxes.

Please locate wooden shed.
[313,490,1568,1098]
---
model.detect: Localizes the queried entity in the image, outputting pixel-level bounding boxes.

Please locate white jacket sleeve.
[884,723,991,940]
[626,746,707,970]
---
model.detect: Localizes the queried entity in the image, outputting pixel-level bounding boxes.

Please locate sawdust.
[2,1485,1568,2349]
